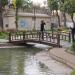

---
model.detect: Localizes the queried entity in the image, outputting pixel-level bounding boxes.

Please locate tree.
[64,0,75,42]
[13,0,32,30]
[64,0,75,25]
[48,0,61,27]
[60,0,67,27]
[22,1,33,12]
[0,0,8,31]
[13,0,24,30]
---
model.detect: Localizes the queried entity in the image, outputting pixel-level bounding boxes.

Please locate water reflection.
[0,47,54,75]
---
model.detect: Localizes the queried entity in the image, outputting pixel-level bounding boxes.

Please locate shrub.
[0,32,8,39]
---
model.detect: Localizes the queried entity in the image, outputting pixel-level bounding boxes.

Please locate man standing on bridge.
[40,20,46,40]
[70,25,75,42]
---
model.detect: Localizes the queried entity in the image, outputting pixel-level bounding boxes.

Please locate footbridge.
[8,31,71,47]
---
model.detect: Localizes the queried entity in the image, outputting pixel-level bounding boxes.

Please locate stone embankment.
[50,48,75,69]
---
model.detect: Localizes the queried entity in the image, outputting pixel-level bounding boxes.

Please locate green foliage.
[48,0,59,11]
[64,0,75,15]
[0,32,8,39]
[22,0,32,8]
[48,0,75,15]
[71,70,75,75]
[15,0,32,30]
[16,0,23,8]
[2,0,8,7]
[16,0,32,8]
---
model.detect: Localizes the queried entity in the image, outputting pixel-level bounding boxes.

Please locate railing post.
[9,32,11,42]
[23,31,25,40]
[57,30,60,47]
[39,31,41,42]
[69,31,71,42]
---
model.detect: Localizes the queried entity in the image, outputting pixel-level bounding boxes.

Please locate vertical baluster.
[65,35,66,41]
[46,33,48,41]
[15,33,16,40]
[61,34,63,40]
[69,31,71,42]
[39,32,41,41]
[57,31,60,47]
[49,36,51,42]
[20,34,21,40]
[9,32,11,42]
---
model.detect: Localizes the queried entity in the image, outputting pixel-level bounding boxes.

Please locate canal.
[0,47,72,75]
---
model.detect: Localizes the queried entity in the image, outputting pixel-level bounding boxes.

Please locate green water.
[0,46,72,75]
[0,47,53,75]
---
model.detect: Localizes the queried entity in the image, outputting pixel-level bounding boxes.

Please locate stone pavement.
[36,50,72,75]
[50,48,75,69]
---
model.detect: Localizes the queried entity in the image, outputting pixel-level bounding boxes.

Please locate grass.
[0,32,9,39]
[66,47,75,55]
[66,42,75,55]
[71,70,75,75]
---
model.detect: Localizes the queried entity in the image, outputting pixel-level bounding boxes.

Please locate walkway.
[35,50,72,75]
[50,48,75,69]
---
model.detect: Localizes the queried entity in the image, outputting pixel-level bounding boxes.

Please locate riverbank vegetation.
[66,42,75,55]
[0,32,8,39]
[71,70,75,75]
[71,42,75,52]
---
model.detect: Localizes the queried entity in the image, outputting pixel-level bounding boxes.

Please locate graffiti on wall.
[19,20,28,28]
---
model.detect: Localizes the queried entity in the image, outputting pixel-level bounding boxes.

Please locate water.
[0,47,72,75]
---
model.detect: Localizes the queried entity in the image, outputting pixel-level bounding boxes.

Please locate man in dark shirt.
[40,20,46,39]
[71,27,75,42]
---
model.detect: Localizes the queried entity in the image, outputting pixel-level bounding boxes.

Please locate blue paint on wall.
[20,20,28,28]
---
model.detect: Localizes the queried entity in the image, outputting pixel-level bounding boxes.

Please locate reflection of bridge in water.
[8,31,71,47]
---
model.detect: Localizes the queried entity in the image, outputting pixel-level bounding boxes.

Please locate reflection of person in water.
[40,20,46,39]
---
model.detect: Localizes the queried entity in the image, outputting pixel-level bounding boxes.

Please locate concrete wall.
[18,13,51,31]
[3,16,16,31]
[3,13,51,31]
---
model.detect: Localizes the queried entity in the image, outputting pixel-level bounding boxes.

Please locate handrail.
[8,31,71,47]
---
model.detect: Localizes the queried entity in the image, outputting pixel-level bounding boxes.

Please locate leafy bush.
[0,32,8,39]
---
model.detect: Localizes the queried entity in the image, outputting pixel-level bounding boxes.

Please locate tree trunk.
[63,12,66,27]
[15,7,18,31]
[71,13,75,42]
[0,0,3,31]
[71,13,75,26]
[0,12,3,31]
[56,10,61,27]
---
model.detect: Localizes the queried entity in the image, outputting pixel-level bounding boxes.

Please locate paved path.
[35,51,72,75]
[50,48,75,69]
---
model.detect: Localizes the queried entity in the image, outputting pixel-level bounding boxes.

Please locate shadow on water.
[0,47,54,75]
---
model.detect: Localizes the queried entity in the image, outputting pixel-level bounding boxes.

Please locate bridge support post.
[57,31,60,47]
[69,31,71,42]
[23,32,25,40]
[9,32,11,42]
[39,31,41,42]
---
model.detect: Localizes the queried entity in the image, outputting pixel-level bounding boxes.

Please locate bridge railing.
[60,31,71,42]
[8,31,71,47]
